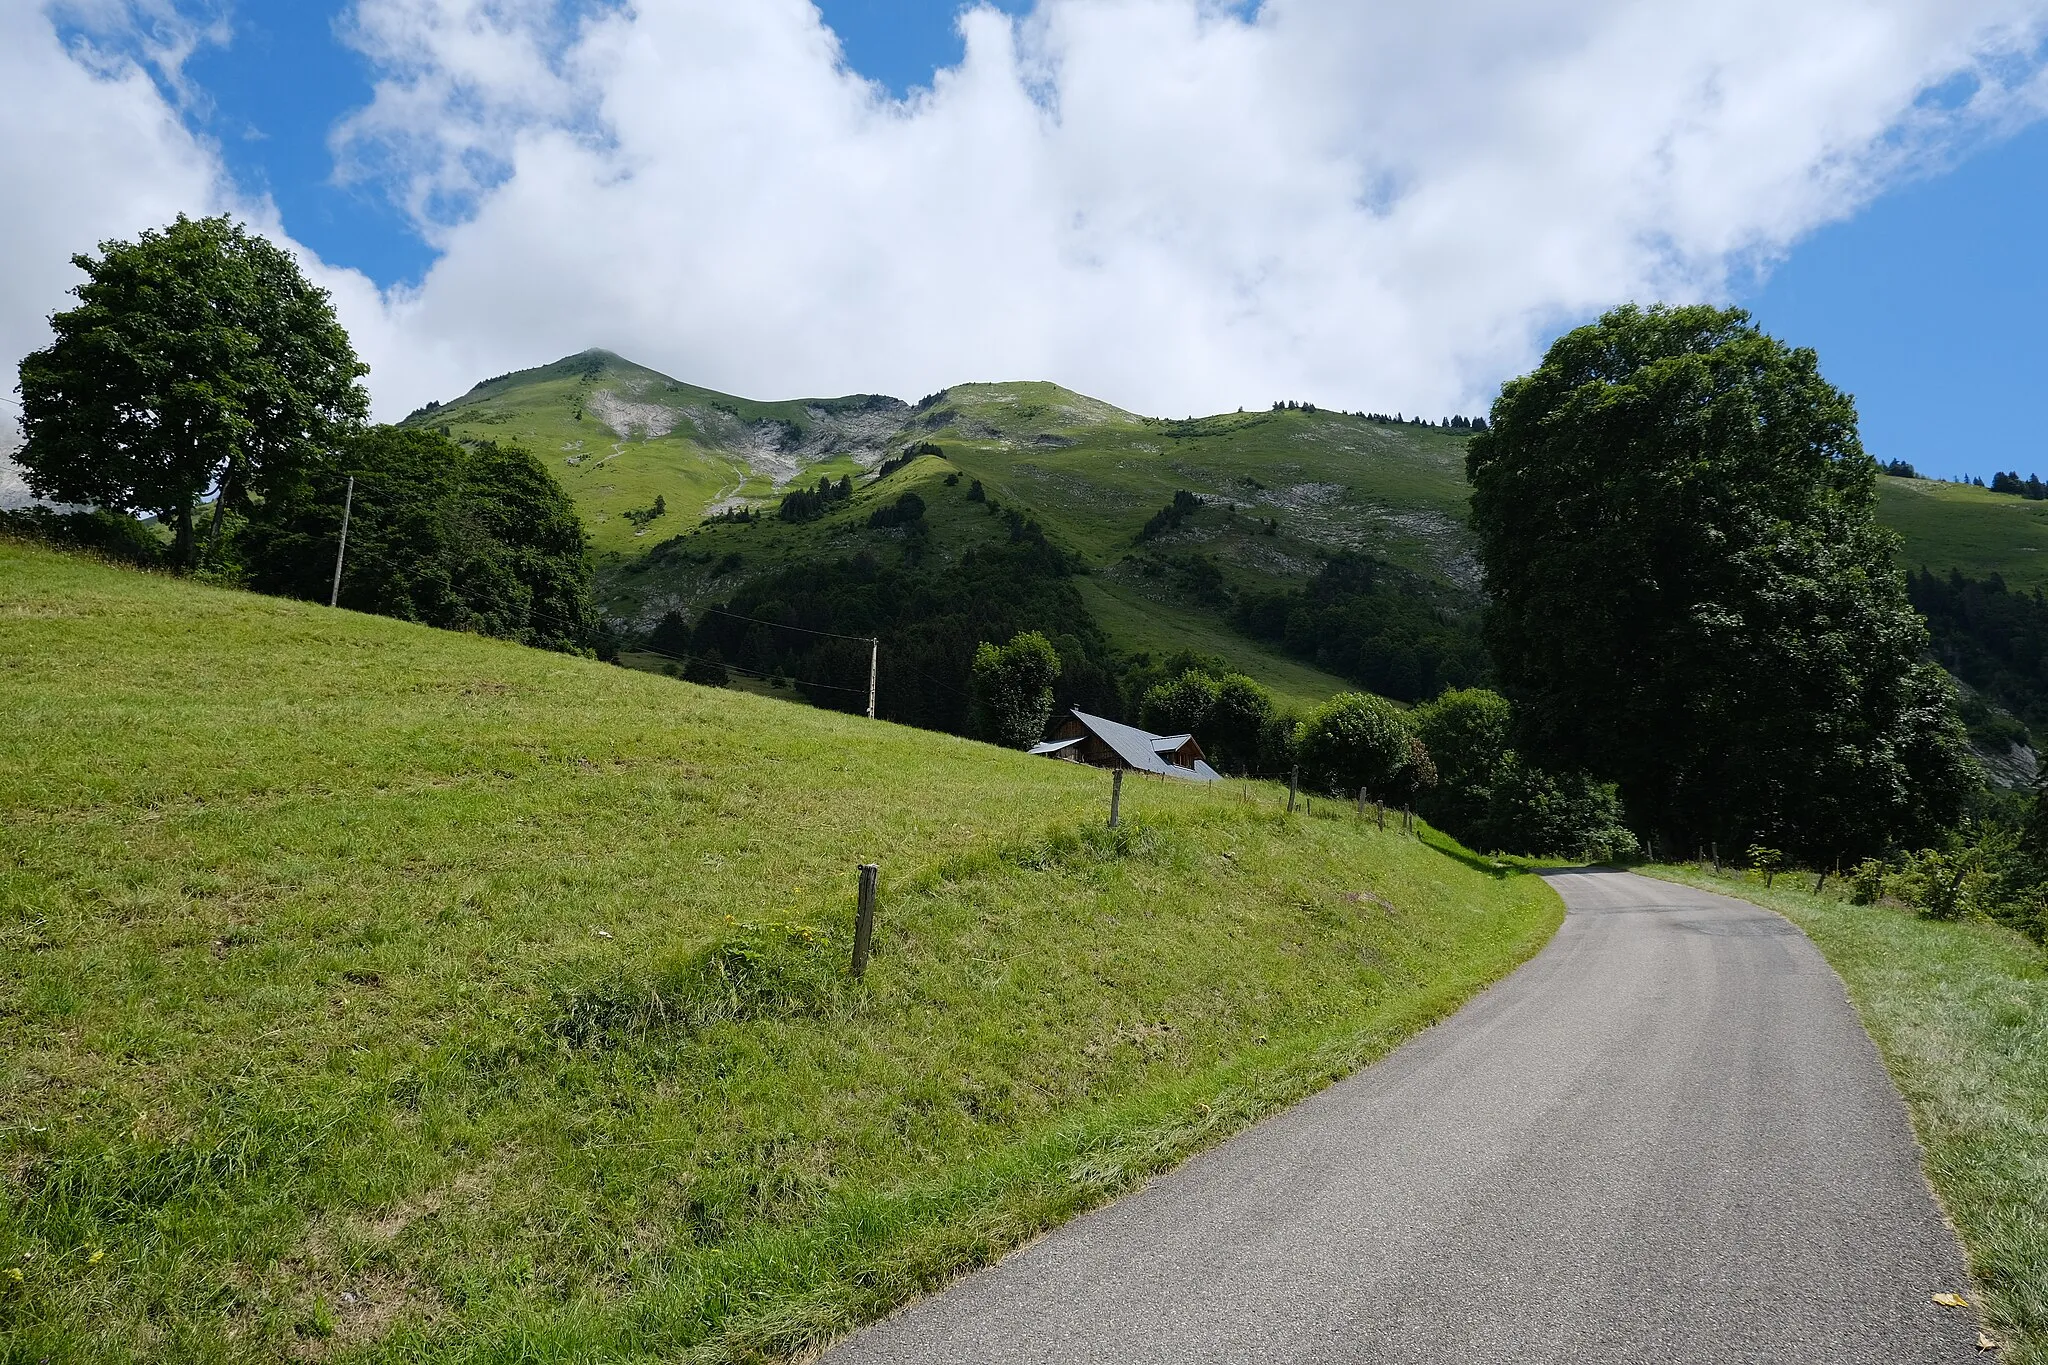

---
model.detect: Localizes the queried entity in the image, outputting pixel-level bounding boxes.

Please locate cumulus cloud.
[7,0,2048,430]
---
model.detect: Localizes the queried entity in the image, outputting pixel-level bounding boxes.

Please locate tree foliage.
[1906,568,2048,749]
[237,427,594,654]
[1467,303,1973,860]
[1135,668,1289,775]
[1234,551,1488,703]
[679,538,1122,733]
[16,215,368,569]
[778,476,851,523]
[971,631,1062,749]
[1411,687,1637,859]
[1296,692,1416,800]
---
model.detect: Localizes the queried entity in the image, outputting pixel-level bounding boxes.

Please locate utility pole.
[328,476,354,608]
[867,637,878,719]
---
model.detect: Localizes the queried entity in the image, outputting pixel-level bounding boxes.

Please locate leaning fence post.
[1287,766,1299,814]
[852,863,879,979]
[1108,768,1124,829]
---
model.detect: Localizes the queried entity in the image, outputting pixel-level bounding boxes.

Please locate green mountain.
[405,352,2048,749]
[401,350,912,557]
[404,353,1484,712]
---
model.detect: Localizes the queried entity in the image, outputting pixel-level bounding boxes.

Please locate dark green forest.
[1233,552,1490,703]
[1908,567,2048,747]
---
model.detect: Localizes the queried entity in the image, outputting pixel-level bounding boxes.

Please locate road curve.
[822,869,1979,1364]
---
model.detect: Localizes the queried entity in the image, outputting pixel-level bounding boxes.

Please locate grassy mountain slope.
[408,354,2048,730]
[0,541,1563,1364]
[399,356,1487,711]
[402,351,909,557]
[1879,474,2048,593]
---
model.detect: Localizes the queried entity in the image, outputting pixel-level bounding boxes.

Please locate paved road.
[823,869,1980,1364]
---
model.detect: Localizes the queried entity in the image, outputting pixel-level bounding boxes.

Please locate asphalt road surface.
[823,869,1980,1364]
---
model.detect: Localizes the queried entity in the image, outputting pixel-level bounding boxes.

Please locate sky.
[5,0,2048,485]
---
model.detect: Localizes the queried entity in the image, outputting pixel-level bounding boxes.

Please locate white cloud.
[7,0,2048,430]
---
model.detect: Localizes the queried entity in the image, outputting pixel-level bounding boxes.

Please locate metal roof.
[1059,710,1219,782]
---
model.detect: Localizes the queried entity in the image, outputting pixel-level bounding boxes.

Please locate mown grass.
[1643,863,2048,1362]
[1,542,1562,1363]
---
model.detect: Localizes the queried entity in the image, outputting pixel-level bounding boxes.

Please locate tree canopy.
[971,630,1062,749]
[15,215,368,569]
[237,427,594,654]
[1467,303,1973,860]
[1296,692,1417,800]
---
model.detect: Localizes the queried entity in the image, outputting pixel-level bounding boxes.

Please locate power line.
[698,605,876,644]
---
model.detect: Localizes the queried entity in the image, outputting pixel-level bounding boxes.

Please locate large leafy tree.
[970,630,1062,749]
[1467,303,1973,860]
[15,215,368,569]
[237,428,595,654]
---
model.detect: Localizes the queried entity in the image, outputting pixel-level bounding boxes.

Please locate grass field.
[1878,475,2048,593]
[0,542,1563,1363]
[1644,864,2048,1363]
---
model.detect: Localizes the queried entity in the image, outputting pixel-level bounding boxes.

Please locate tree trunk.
[203,472,236,565]
[177,497,196,573]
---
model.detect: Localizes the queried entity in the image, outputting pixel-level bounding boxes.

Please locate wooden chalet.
[1029,708,1221,782]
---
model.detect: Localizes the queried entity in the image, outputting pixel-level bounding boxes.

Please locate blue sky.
[29,1,2048,477]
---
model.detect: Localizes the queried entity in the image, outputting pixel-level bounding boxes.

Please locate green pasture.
[1878,476,2048,593]
[0,543,1562,1363]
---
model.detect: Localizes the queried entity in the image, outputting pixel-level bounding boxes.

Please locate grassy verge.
[1,542,1562,1363]
[1642,863,2048,1362]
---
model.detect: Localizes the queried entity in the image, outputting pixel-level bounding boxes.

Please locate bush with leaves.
[1894,846,1990,922]
[971,630,1062,749]
[1134,667,1291,775]
[1411,686,1636,859]
[1140,670,1220,738]
[1486,755,1638,862]
[1297,692,1418,800]
[1746,845,1786,888]
[0,506,164,567]
[1412,688,1512,835]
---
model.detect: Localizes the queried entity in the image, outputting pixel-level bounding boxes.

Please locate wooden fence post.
[852,863,879,979]
[1108,768,1124,829]
[1287,766,1299,814]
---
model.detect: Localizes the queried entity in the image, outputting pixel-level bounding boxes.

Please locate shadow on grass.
[1418,825,1522,880]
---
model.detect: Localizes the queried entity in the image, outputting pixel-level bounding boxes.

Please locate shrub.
[683,650,730,687]
[1297,692,1416,800]
[1895,846,1991,922]
[1140,670,1220,738]
[1487,755,1638,861]
[1848,858,1888,905]
[0,506,165,566]
[1747,845,1786,888]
